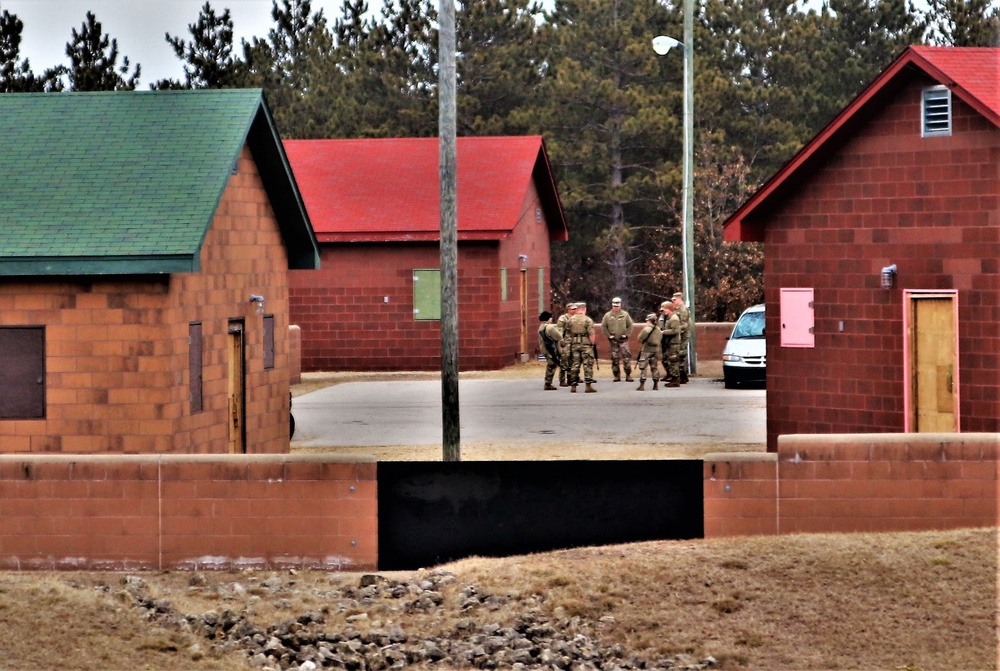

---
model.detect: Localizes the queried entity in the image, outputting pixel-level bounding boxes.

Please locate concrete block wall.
[762,77,1000,450]
[704,433,998,537]
[0,454,377,571]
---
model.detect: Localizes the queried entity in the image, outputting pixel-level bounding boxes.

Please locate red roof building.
[286,136,568,371]
[724,46,1000,451]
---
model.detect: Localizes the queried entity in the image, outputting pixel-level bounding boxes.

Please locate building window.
[189,322,203,413]
[263,315,275,370]
[922,86,951,137]
[412,269,441,320]
[0,326,46,419]
[500,268,508,301]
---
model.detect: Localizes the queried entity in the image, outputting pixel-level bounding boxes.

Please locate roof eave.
[0,255,197,277]
[534,138,569,242]
[722,47,926,240]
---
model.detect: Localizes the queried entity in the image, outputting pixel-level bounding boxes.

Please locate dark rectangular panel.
[189,322,203,413]
[378,460,703,570]
[0,327,45,419]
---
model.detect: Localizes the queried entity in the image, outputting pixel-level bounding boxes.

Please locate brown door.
[228,321,246,453]
[910,295,957,432]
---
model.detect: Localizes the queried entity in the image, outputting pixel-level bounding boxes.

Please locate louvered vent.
[922,86,951,137]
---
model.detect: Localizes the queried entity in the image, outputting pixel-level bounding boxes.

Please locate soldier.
[635,314,663,391]
[537,311,563,390]
[555,303,576,386]
[600,297,634,382]
[671,291,691,383]
[658,301,682,388]
[566,301,597,393]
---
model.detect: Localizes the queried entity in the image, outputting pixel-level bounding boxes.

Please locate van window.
[732,311,764,339]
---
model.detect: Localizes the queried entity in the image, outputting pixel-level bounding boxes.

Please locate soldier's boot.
[544,383,558,390]
[613,374,621,382]
[625,370,633,382]
[570,384,577,393]
[559,378,569,387]
[666,377,681,388]
[585,383,597,393]
[636,380,645,391]
[652,379,659,390]
[680,371,689,384]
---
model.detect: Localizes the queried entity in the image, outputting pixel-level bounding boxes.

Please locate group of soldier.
[537,293,692,393]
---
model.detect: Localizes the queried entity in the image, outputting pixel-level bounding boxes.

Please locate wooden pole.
[439,0,460,461]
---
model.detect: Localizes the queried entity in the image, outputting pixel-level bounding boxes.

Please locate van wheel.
[723,375,736,389]
[289,413,296,439]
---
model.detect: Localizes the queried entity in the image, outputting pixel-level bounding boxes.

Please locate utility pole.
[682,0,697,374]
[439,0,460,461]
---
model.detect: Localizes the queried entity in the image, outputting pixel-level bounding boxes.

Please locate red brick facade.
[704,433,998,537]
[758,76,1000,450]
[291,182,554,371]
[0,146,294,454]
[0,454,377,570]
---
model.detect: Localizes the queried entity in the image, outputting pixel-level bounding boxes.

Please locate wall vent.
[922,86,951,137]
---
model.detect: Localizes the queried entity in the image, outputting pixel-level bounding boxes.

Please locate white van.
[722,303,766,389]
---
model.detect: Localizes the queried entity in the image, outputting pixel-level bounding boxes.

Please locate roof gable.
[0,89,318,276]
[724,46,1000,242]
[283,136,568,243]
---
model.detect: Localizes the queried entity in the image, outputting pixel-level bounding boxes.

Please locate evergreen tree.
[156,1,238,89]
[65,11,141,91]
[0,7,62,92]
[537,0,676,308]
[927,0,1000,46]
[456,0,546,135]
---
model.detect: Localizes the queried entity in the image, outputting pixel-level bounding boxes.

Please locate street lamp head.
[652,35,682,55]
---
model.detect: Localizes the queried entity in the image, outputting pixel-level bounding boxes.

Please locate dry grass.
[1,528,995,670]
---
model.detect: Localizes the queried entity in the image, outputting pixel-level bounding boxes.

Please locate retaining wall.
[0,454,377,571]
[704,433,998,537]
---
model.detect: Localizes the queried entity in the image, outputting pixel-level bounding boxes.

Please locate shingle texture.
[283,136,567,242]
[0,89,264,275]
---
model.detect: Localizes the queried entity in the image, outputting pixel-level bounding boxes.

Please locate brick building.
[724,46,1000,451]
[0,90,319,454]
[285,136,568,371]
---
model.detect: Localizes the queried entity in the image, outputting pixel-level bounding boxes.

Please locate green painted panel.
[538,267,545,312]
[413,269,441,321]
[500,268,508,302]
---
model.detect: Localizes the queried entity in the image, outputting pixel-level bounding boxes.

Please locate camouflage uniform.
[566,307,596,392]
[672,292,691,383]
[600,298,634,382]
[635,315,663,391]
[537,313,563,389]
[556,306,574,386]
[658,304,682,387]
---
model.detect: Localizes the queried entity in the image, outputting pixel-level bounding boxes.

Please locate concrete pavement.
[290,376,765,448]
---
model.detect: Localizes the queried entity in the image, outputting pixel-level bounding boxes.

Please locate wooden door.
[228,321,246,453]
[910,295,957,432]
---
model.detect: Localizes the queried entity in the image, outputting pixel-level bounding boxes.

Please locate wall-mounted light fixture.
[249,294,265,314]
[518,254,528,270]
[880,264,897,290]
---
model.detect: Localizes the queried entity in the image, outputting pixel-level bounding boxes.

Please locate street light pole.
[652,0,697,374]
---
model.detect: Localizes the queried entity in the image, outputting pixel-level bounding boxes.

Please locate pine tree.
[65,11,141,91]
[928,0,1000,46]
[155,1,238,89]
[0,7,62,91]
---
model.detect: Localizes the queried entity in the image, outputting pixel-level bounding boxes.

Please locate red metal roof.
[724,46,1000,242]
[284,136,568,243]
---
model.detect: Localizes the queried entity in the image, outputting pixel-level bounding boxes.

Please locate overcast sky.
[3,0,343,86]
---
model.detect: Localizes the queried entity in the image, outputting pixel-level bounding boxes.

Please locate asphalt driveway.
[290,377,765,449]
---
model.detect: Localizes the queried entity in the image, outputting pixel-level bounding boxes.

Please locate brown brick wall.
[0,454,377,571]
[0,145,292,454]
[290,237,556,372]
[762,77,1000,451]
[704,433,998,538]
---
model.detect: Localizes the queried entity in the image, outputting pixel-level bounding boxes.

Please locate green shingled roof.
[0,89,318,276]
